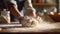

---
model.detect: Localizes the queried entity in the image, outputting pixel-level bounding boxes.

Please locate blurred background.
[32,0,60,22]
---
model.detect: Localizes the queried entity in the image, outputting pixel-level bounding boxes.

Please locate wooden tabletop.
[0,22,59,33]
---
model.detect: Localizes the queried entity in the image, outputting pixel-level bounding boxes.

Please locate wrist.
[18,17,24,22]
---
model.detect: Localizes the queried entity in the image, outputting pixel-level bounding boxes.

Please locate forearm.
[8,4,22,19]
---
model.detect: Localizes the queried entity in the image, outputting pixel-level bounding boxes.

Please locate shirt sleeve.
[24,0,32,9]
[24,0,36,12]
[5,0,17,5]
[24,0,36,16]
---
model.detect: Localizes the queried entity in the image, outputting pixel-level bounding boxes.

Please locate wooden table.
[0,22,60,33]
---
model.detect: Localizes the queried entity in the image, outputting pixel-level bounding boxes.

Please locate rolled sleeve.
[24,0,36,12]
[5,0,17,5]
[23,0,36,16]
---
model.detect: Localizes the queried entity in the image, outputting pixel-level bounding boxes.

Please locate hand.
[18,17,24,24]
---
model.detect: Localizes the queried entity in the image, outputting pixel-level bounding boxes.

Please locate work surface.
[0,16,60,33]
[0,22,60,33]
